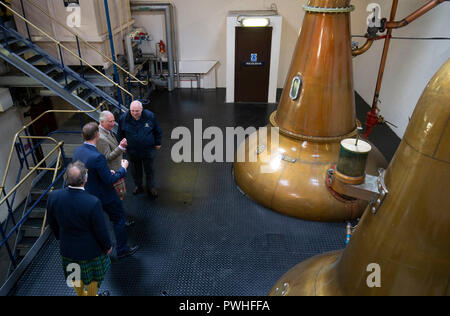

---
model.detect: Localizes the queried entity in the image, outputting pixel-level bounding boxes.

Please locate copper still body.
[233,0,386,222]
[269,59,450,296]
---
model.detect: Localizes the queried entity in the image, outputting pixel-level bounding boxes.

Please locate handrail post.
[19,0,32,42]
[127,74,132,106]
[57,43,68,87]
[24,128,38,167]
[17,137,30,171]
[103,0,123,107]
[75,35,85,79]
[0,15,10,48]
[0,223,17,269]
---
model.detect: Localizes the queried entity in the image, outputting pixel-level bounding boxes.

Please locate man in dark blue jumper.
[118,100,162,198]
[73,122,138,259]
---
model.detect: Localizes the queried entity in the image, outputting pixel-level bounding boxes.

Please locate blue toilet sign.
[251,53,258,62]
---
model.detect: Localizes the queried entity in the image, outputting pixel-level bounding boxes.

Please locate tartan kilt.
[114,178,127,200]
[62,255,111,286]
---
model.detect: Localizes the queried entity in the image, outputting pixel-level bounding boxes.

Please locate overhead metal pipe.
[364,0,399,138]
[364,0,449,137]
[104,0,123,106]
[130,2,178,91]
[386,0,449,29]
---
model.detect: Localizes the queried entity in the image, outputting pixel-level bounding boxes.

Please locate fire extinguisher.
[158,40,166,53]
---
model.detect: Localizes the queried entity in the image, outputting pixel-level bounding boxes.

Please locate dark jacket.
[118,109,162,157]
[47,187,112,260]
[73,143,126,205]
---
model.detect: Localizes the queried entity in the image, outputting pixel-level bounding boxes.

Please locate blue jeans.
[103,199,128,255]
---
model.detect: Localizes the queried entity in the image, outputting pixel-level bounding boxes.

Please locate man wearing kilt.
[47,161,113,296]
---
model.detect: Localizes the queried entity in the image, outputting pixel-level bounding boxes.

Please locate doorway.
[235,27,272,103]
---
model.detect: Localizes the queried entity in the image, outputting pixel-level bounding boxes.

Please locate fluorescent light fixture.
[241,17,270,27]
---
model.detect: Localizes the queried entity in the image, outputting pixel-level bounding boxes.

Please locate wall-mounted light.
[240,17,270,27]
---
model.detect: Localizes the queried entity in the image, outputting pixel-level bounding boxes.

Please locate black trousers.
[128,150,156,189]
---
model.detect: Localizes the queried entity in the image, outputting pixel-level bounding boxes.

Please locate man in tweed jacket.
[97,111,128,201]
[97,111,127,171]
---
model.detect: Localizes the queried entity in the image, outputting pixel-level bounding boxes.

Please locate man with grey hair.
[97,111,128,200]
[73,122,139,259]
[47,161,113,296]
[118,100,162,198]
[98,111,127,171]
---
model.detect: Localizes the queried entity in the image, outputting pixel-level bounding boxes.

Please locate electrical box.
[0,88,14,112]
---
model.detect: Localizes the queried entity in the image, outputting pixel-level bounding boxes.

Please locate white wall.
[351,0,450,138]
[130,0,304,89]
[133,0,449,138]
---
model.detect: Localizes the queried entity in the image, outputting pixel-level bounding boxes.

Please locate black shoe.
[98,290,110,296]
[133,186,144,195]
[147,188,158,199]
[125,219,135,227]
[117,245,139,259]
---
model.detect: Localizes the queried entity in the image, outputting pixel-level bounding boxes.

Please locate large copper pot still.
[269,59,450,296]
[233,0,386,221]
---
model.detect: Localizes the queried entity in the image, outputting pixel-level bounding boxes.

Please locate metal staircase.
[0,0,148,122]
[0,106,103,295]
[0,0,146,295]
[0,26,126,122]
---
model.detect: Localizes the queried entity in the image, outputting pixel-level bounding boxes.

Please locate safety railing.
[0,103,103,269]
[0,1,138,104]
[24,0,147,84]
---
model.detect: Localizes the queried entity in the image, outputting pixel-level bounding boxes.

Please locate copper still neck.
[274,0,356,138]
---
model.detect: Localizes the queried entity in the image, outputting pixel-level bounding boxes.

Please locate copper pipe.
[364,0,399,137]
[386,0,449,29]
[372,0,398,109]
[352,38,375,57]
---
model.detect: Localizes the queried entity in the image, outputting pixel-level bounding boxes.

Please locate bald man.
[118,101,162,198]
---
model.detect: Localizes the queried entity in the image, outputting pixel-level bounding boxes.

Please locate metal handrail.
[0,103,103,193]
[0,141,64,250]
[0,1,134,99]
[24,0,147,85]
[0,138,63,208]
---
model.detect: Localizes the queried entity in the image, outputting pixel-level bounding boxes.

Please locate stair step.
[17,247,31,257]
[0,38,20,46]
[78,88,94,100]
[16,237,37,257]
[21,225,42,238]
[30,189,49,200]
[28,207,46,219]
[66,80,82,93]
[13,46,32,56]
[52,72,66,83]
[26,55,44,65]
[41,64,58,74]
